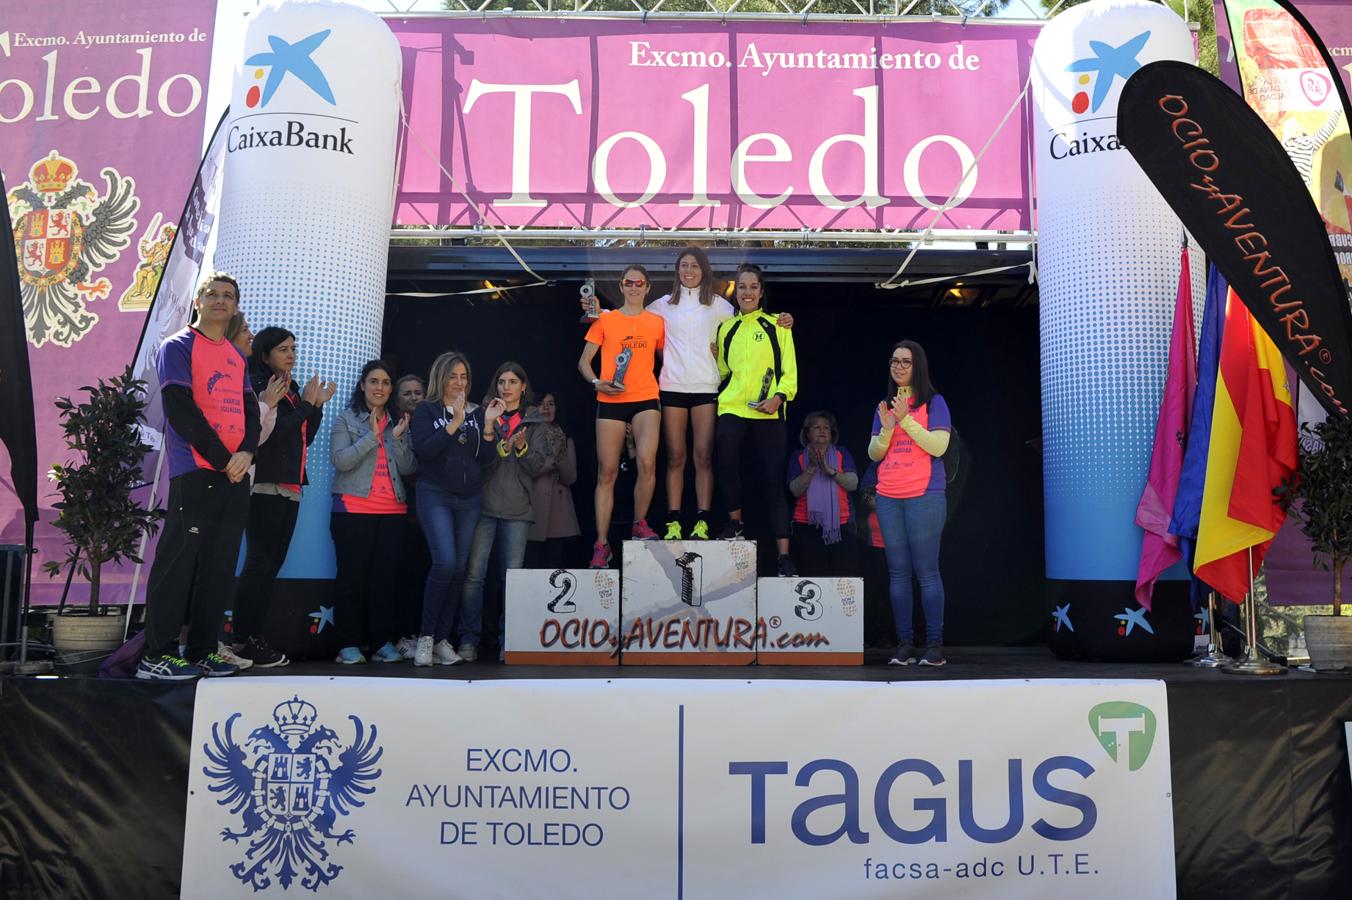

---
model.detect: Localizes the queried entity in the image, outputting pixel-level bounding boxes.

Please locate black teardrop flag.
[1118,60,1352,419]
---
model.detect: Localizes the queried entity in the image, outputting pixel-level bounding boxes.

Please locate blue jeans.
[416,482,483,642]
[460,516,530,646]
[875,492,947,646]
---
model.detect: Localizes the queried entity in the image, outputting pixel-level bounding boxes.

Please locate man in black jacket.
[137,273,259,680]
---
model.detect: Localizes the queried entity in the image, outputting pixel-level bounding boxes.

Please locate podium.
[503,568,620,665]
[620,540,757,665]
[756,577,864,665]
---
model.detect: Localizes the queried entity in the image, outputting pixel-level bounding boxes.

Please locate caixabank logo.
[227,28,354,156]
[1049,30,1151,161]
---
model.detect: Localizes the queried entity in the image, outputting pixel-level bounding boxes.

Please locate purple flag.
[1134,246,1197,609]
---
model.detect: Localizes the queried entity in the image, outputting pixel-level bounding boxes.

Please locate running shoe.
[631,519,659,541]
[195,652,240,678]
[663,520,683,540]
[216,641,253,671]
[690,519,710,540]
[334,646,367,664]
[136,654,201,681]
[888,643,918,666]
[589,541,613,568]
[371,642,403,663]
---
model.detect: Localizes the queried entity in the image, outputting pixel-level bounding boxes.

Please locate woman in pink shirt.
[329,360,417,664]
[868,341,953,668]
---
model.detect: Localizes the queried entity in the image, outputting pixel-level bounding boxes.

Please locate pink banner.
[0,2,218,603]
[392,19,1037,232]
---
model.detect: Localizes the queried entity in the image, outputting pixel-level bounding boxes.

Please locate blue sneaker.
[335,646,367,664]
[194,652,240,678]
[371,642,402,663]
[136,654,201,681]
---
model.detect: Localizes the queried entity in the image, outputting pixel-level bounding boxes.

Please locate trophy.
[748,367,774,408]
[578,279,600,323]
[612,347,633,391]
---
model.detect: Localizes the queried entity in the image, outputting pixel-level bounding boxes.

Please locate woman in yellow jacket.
[714,263,799,576]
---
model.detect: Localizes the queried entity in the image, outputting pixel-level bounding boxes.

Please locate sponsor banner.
[756,576,863,664]
[183,677,1176,898]
[0,1,218,601]
[505,568,620,665]
[214,1,402,580]
[1030,0,1198,581]
[620,539,757,664]
[1118,61,1352,419]
[390,18,1038,232]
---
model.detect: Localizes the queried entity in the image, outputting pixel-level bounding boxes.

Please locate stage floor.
[272,643,1345,682]
[2,647,1350,899]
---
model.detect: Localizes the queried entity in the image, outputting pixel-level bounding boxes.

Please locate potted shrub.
[1278,414,1352,670]
[44,366,162,667]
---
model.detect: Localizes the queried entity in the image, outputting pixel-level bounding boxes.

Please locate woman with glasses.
[714,263,798,577]
[870,340,952,667]
[578,264,666,567]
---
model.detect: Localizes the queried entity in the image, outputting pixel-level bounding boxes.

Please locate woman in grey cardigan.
[329,359,416,664]
[459,361,548,661]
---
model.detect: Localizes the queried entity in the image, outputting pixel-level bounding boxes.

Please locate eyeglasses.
[621,279,647,288]
[889,358,914,370]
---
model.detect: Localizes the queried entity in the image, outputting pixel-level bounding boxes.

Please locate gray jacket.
[481,407,549,521]
[330,406,416,502]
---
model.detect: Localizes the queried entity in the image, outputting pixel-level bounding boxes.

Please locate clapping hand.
[877,400,898,430]
[510,427,528,452]
[262,374,288,409]
[392,411,411,439]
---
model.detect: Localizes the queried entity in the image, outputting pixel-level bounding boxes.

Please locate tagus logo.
[227,28,355,156]
[1088,701,1157,772]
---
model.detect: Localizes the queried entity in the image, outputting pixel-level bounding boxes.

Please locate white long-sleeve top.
[647,285,735,394]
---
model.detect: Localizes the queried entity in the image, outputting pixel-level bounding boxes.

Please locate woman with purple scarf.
[786,410,858,576]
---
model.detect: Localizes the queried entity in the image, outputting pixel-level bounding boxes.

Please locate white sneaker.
[217,641,253,671]
[414,635,434,667]
[433,640,463,666]
[396,636,418,660]
[458,643,479,663]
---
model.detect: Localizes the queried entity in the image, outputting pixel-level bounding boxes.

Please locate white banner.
[184,677,1175,898]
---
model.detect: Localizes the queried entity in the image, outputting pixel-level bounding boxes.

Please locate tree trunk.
[88,562,101,615]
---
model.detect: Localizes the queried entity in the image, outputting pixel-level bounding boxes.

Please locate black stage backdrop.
[382,282,1046,646]
[2,667,1350,898]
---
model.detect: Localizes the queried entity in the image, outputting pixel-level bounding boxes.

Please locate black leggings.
[716,414,789,540]
[232,492,300,641]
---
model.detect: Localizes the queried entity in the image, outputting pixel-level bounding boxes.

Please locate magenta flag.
[1134,246,1198,609]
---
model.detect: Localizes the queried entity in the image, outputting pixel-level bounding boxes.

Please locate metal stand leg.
[1187,591,1231,668]
[1223,548,1284,676]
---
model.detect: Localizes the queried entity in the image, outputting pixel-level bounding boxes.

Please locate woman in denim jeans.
[409,351,484,667]
[867,341,952,667]
[460,362,548,661]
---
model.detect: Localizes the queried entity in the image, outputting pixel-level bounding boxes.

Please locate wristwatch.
[591,377,601,388]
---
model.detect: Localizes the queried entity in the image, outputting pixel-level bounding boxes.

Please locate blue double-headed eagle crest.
[203,695,382,891]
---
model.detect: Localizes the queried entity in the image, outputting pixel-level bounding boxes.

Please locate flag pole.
[1187,591,1230,668]
[1224,546,1284,675]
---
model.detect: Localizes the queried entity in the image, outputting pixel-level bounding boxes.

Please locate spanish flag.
[1194,290,1299,602]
